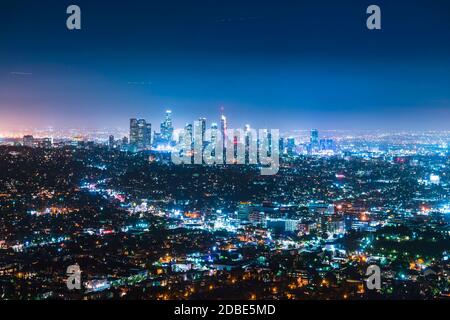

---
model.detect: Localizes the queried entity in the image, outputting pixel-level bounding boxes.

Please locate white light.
[430,174,440,184]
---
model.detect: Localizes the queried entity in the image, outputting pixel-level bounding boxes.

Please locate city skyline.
[1,0,450,306]
[1,118,449,300]
[3,108,450,142]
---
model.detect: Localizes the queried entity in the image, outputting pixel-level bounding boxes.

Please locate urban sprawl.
[0,110,449,300]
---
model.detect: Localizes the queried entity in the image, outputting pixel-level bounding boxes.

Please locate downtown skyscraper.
[130,118,152,150]
[160,110,174,142]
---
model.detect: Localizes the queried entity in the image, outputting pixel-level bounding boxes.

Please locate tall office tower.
[122,136,129,145]
[184,123,193,153]
[152,132,162,148]
[137,119,147,148]
[287,137,296,155]
[220,114,227,158]
[320,138,335,151]
[42,137,52,149]
[130,118,151,149]
[109,135,114,149]
[244,124,251,163]
[267,130,272,155]
[210,122,218,157]
[160,110,174,142]
[279,137,284,154]
[211,123,218,142]
[310,129,319,145]
[129,118,139,145]
[144,123,152,148]
[23,135,34,148]
[220,114,227,139]
[198,117,206,144]
[185,123,193,139]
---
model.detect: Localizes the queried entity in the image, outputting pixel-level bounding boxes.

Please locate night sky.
[1,0,450,131]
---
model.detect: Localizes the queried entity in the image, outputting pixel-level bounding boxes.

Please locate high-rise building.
[130,118,151,150]
[160,110,174,142]
[185,123,193,138]
[137,119,147,148]
[184,123,193,144]
[220,114,227,158]
[220,114,227,139]
[144,123,152,148]
[267,130,272,155]
[130,118,139,145]
[184,123,193,152]
[152,132,162,148]
[23,135,34,148]
[266,218,300,233]
[238,202,251,221]
[211,123,218,142]
[320,138,335,151]
[249,211,265,227]
[244,124,252,163]
[198,117,206,146]
[310,129,319,146]
[287,137,295,155]
[323,215,345,237]
[279,137,284,154]
[208,122,218,158]
[109,135,115,149]
[41,137,52,149]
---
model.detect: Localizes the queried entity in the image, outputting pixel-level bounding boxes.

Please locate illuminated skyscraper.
[279,137,284,154]
[310,129,320,154]
[220,114,227,139]
[220,114,227,158]
[320,138,335,151]
[210,122,218,157]
[185,123,193,139]
[42,137,52,149]
[129,118,139,145]
[198,117,206,145]
[109,135,114,149]
[244,124,251,163]
[23,135,34,148]
[185,123,193,150]
[160,110,174,142]
[137,119,147,148]
[211,123,218,141]
[144,123,152,148]
[130,118,151,150]
[310,129,319,145]
[287,137,295,155]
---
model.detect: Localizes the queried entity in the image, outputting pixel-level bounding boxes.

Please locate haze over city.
[1,0,450,131]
